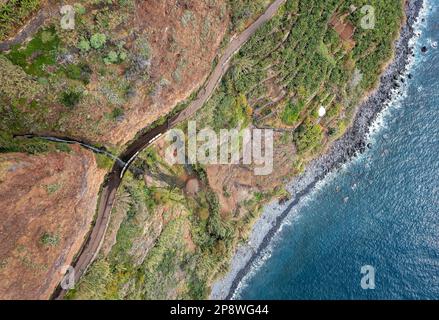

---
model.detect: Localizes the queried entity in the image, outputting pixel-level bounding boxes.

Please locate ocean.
[236,2,439,300]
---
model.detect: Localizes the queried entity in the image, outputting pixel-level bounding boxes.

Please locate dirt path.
[170,0,287,126]
[52,0,286,299]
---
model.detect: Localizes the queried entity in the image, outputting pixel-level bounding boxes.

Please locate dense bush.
[198,0,403,157]
[90,33,107,49]
[64,63,92,84]
[60,90,82,108]
[77,39,91,52]
[281,100,305,125]
[293,119,323,154]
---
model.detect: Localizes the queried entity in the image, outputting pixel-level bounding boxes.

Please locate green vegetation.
[1,0,405,300]
[68,150,234,299]
[0,0,141,150]
[66,0,404,301]
[90,33,107,49]
[227,0,271,32]
[110,107,124,121]
[40,232,60,247]
[0,55,43,100]
[281,100,305,126]
[77,38,91,52]
[293,119,324,154]
[74,3,86,15]
[5,26,59,76]
[60,90,82,108]
[0,134,48,154]
[349,0,405,88]
[181,10,194,28]
[0,0,41,41]
[104,50,126,65]
[69,142,297,300]
[55,143,72,153]
[46,183,61,194]
[94,153,114,170]
[198,0,404,157]
[64,63,92,84]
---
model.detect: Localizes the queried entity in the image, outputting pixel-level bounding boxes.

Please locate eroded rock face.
[0,146,105,299]
[107,0,229,145]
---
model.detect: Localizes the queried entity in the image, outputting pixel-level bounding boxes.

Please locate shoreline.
[210,0,425,300]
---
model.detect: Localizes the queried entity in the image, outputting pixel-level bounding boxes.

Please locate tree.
[281,100,304,125]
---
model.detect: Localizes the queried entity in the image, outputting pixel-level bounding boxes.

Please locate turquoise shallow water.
[238,4,439,300]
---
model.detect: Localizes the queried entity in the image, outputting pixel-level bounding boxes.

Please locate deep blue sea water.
[237,3,439,300]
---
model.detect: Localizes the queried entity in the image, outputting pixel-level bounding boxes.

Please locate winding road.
[51,0,287,299]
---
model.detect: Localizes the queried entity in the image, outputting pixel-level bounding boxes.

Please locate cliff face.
[0,0,229,149]
[0,145,105,299]
[0,0,233,300]
[106,0,229,145]
[0,0,231,299]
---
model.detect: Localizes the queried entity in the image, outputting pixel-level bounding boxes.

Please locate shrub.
[74,3,86,15]
[111,107,124,120]
[46,183,61,194]
[40,232,60,247]
[90,33,107,49]
[41,30,55,43]
[0,133,50,154]
[94,153,114,169]
[77,39,91,52]
[55,143,72,153]
[281,100,305,126]
[0,56,43,100]
[61,90,82,108]
[104,50,127,65]
[5,27,59,76]
[213,94,251,130]
[181,10,194,27]
[104,51,119,65]
[293,119,323,154]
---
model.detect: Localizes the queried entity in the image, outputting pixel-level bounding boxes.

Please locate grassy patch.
[6,26,59,77]
[94,153,114,170]
[40,232,60,247]
[46,183,61,194]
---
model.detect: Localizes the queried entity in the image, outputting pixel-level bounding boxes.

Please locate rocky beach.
[210,0,426,300]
